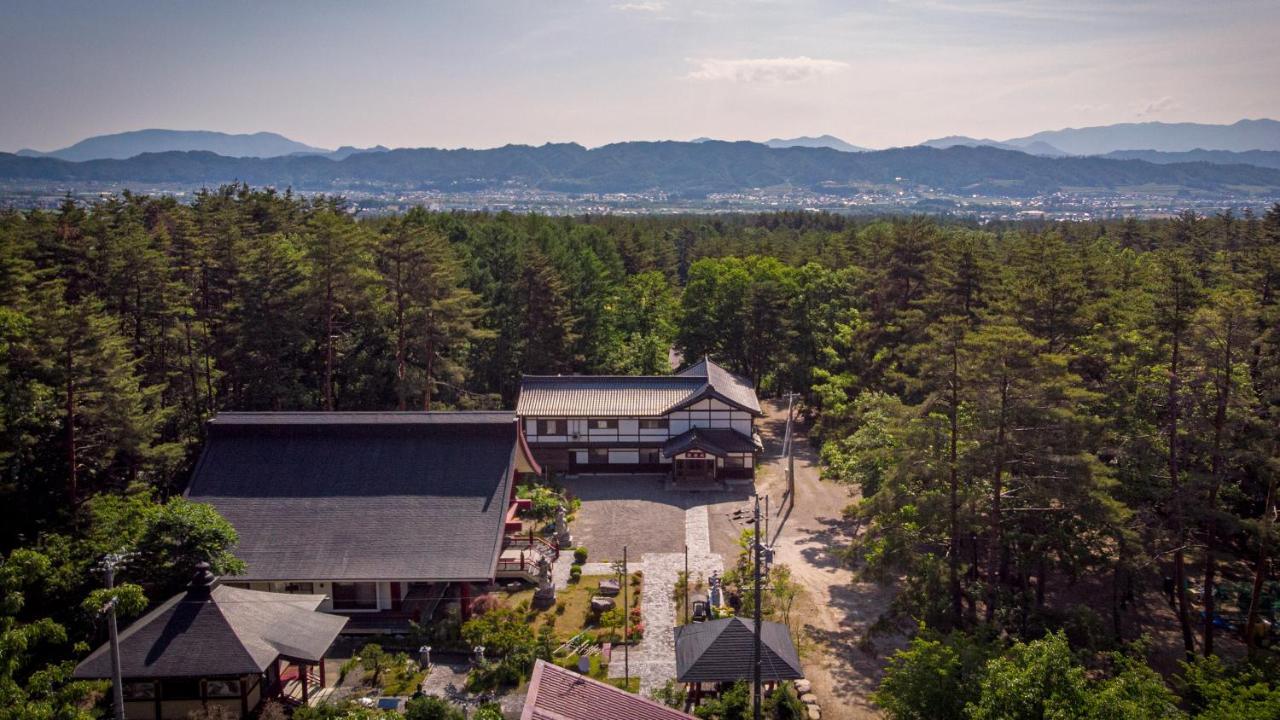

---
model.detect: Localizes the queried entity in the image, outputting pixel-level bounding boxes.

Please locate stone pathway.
[609,503,723,694]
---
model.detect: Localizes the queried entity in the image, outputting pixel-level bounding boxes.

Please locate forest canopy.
[2,187,1279,717]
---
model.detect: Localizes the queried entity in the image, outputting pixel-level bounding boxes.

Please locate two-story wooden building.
[516,358,763,483]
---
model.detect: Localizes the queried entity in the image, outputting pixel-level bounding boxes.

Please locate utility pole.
[752,494,763,720]
[100,553,129,720]
[764,495,770,547]
[683,544,690,624]
[623,545,630,688]
[783,392,800,508]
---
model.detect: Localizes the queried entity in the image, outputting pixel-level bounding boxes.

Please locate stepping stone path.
[608,503,723,694]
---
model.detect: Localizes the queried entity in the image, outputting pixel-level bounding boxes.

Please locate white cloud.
[685,56,849,83]
[612,1,666,11]
[1137,95,1180,117]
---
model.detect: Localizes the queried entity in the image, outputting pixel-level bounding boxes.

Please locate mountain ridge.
[4,140,1279,199]
[763,135,868,152]
[1006,119,1280,155]
[920,136,1068,157]
[16,129,332,161]
[1098,148,1280,171]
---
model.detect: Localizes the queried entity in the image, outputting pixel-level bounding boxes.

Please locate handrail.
[504,532,560,557]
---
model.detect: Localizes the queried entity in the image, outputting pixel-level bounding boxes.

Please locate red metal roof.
[522,660,695,720]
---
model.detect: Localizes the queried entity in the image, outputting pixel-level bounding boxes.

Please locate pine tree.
[513,245,578,381]
[299,211,377,410]
[1185,290,1258,655]
[229,234,307,410]
[1151,249,1205,658]
[376,214,487,410]
[30,281,157,509]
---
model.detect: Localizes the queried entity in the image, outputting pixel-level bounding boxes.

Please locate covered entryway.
[673,454,716,483]
[661,427,762,486]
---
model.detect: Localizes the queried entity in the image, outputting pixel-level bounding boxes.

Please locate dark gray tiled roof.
[678,358,764,415]
[661,427,761,458]
[74,583,347,679]
[674,617,804,683]
[186,412,522,581]
[517,358,762,417]
[522,660,695,720]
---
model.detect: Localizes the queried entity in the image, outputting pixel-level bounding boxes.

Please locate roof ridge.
[211,592,276,672]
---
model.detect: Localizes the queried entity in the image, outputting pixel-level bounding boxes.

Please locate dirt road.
[724,399,896,719]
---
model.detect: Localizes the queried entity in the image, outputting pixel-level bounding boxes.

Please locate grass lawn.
[339,648,426,697]
[381,662,426,696]
[555,652,641,694]
[505,573,644,645]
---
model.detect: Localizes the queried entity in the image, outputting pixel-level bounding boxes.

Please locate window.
[588,448,609,464]
[537,419,567,435]
[332,582,379,610]
[639,418,669,430]
[283,582,315,594]
[204,679,242,698]
[123,682,156,700]
[160,678,201,699]
[725,456,747,468]
[640,448,662,464]
[588,419,618,430]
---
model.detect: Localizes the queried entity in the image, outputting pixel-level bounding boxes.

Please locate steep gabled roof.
[677,358,763,415]
[522,660,695,720]
[186,412,532,581]
[661,427,761,458]
[674,617,804,683]
[74,568,347,680]
[517,358,762,417]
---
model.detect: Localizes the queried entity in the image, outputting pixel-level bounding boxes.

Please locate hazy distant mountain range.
[14,119,1280,167]
[763,135,869,152]
[15,129,390,162]
[920,136,1069,157]
[694,135,868,152]
[1009,119,1280,155]
[1097,148,1280,171]
[4,141,1280,198]
[923,119,1280,157]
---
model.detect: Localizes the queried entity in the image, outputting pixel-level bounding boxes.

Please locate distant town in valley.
[4,121,1280,220]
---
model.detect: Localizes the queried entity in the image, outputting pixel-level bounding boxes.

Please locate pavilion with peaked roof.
[74,563,347,720]
[674,617,804,705]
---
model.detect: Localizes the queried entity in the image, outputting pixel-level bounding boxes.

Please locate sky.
[2,0,1278,152]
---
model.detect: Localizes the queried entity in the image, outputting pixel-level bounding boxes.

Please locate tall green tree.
[376,214,487,409]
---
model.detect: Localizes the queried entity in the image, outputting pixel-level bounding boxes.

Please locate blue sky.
[2,0,1277,151]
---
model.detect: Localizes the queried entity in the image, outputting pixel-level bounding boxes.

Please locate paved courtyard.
[558,474,751,560]
[549,474,757,694]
